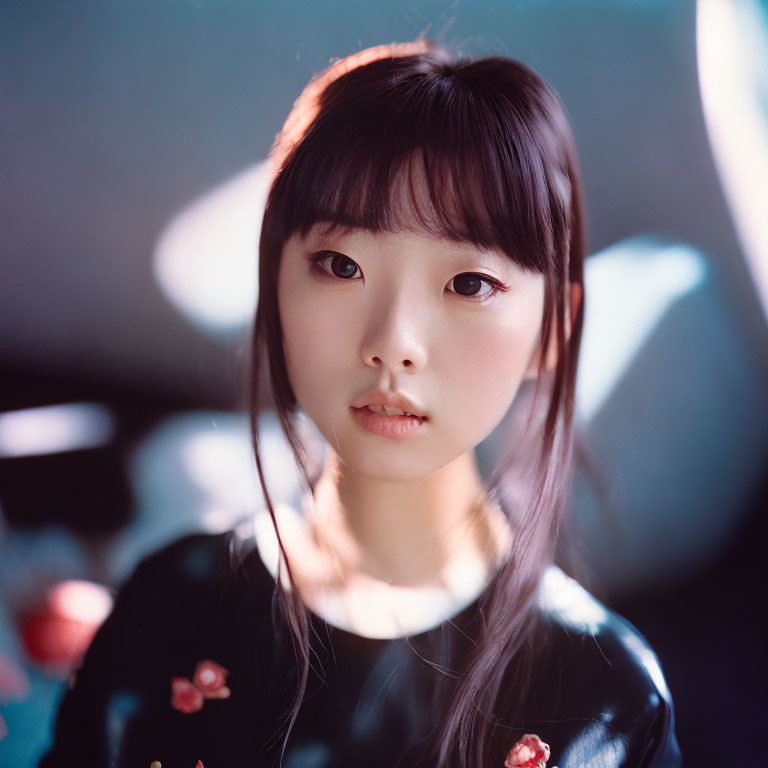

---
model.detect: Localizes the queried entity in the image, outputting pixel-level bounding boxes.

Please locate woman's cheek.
[453,323,536,435]
[282,300,350,410]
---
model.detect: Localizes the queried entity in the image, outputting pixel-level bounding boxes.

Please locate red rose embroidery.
[193,659,231,698]
[170,659,231,714]
[171,677,204,714]
[504,734,551,768]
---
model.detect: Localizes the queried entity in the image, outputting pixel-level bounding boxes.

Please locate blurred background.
[1,0,767,764]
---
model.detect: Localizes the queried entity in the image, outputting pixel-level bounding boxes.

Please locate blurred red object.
[19,579,113,671]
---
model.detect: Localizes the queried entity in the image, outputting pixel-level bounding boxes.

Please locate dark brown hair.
[249,40,586,768]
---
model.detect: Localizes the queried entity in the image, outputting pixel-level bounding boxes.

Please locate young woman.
[41,41,681,768]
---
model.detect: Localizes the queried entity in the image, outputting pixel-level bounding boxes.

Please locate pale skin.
[274,223,580,637]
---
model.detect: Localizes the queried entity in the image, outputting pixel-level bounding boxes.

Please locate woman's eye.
[309,251,361,280]
[308,253,503,300]
[449,273,504,300]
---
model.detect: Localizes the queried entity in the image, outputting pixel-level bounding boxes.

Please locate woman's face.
[277,225,546,481]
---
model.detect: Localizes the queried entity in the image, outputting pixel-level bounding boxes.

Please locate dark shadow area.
[613,475,768,764]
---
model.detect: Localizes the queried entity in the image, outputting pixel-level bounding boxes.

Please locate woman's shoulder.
[121,529,231,587]
[526,566,681,767]
[66,525,271,682]
[537,565,669,694]
[120,522,270,598]
[38,526,275,767]
[125,525,246,578]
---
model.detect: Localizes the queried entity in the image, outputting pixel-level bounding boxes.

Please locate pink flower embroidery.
[170,659,231,713]
[504,733,551,768]
[193,659,231,698]
[171,677,204,714]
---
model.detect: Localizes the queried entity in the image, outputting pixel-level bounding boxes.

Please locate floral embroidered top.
[39,530,681,768]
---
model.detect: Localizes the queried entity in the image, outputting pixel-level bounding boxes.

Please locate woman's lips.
[349,406,427,440]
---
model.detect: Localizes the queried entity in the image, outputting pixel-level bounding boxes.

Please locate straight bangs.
[265,54,573,276]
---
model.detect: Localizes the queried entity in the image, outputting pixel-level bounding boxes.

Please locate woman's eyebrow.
[304,225,367,248]
[448,246,510,271]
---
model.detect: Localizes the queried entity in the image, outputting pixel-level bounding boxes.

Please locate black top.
[39,530,681,768]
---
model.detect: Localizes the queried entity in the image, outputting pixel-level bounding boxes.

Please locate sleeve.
[37,533,226,768]
[535,570,683,768]
[599,618,683,768]
[536,620,683,768]
[639,676,682,768]
[614,617,682,768]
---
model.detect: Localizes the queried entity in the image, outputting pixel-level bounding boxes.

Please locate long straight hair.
[249,40,586,768]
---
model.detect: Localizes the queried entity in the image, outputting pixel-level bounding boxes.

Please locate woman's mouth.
[349,405,427,439]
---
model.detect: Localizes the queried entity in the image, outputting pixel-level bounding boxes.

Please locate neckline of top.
[240,504,504,642]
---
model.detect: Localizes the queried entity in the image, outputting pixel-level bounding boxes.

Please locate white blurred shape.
[153,160,272,337]
[577,240,706,420]
[0,403,114,458]
[619,629,671,701]
[250,506,282,579]
[559,720,627,768]
[539,565,609,635]
[199,503,248,532]
[109,410,307,582]
[698,0,768,321]
[47,580,113,625]
[182,427,260,511]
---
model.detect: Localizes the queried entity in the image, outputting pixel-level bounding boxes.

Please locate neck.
[305,449,512,588]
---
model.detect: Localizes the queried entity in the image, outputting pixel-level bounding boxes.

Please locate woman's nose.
[359,289,428,375]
